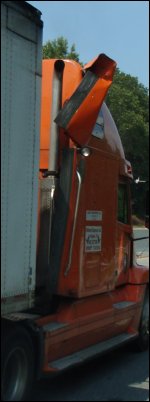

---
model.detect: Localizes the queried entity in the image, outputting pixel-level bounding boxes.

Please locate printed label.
[85,226,102,253]
[86,210,102,221]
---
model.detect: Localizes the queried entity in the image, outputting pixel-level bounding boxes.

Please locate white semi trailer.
[1,0,43,315]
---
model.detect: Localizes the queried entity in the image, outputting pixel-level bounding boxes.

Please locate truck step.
[49,332,138,370]
[113,301,136,309]
[43,321,68,332]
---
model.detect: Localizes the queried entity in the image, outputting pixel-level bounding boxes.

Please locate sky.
[27,1,149,88]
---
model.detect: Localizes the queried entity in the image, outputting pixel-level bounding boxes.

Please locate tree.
[43,36,80,62]
[106,69,149,218]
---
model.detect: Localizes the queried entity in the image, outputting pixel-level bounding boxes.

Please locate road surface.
[31,345,149,401]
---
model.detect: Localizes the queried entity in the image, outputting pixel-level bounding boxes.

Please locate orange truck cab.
[2,51,149,401]
[36,55,149,374]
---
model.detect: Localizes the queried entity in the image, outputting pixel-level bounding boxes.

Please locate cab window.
[118,184,129,224]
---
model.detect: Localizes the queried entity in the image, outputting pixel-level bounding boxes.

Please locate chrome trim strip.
[64,170,82,276]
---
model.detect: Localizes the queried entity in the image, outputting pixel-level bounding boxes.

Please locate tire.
[136,290,149,352]
[1,326,34,401]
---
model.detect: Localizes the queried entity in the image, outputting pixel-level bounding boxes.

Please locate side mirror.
[145,190,149,229]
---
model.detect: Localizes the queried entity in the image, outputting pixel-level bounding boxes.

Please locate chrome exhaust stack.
[49,59,65,172]
[36,60,64,297]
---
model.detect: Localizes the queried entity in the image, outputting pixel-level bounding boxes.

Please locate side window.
[118,184,129,224]
[92,108,104,139]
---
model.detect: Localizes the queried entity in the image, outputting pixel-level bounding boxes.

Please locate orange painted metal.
[35,283,146,372]
[55,54,116,146]
[40,59,55,170]
[57,147,119,297]
[39,56,148,297]
[115,223,132,287]
[37,55,149,373]
[129,266,149,284]
[55,103,135,297]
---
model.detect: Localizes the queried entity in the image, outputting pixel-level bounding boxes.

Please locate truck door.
[115,181,132,286]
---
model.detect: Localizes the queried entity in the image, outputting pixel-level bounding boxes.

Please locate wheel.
[136,290,149,351]
[1,326,34,401]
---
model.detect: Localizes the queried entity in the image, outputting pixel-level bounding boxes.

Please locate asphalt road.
[31,344,149,401]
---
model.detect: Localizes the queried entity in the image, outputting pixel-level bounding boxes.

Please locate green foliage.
[106,68,149,218]
[43,36,80,62]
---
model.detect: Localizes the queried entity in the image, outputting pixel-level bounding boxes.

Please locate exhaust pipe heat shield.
[55,54,116,146]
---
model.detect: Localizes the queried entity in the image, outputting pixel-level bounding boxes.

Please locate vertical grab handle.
[64,170,82,276]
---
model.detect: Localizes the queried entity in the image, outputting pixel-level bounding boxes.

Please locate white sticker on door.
[85,226,102,253]
[86,210,102,221]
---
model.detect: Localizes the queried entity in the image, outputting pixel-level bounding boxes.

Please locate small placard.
[85,226,102,253]
[86,210,102,221]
